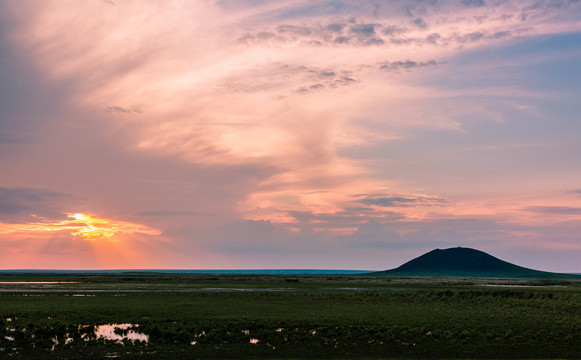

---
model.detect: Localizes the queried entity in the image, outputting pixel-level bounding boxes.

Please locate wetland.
[0,273,580,359]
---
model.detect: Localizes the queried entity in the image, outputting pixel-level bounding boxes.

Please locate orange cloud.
[0,213,160,241]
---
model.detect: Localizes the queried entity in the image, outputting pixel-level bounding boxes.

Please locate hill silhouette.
[371,247,576,278]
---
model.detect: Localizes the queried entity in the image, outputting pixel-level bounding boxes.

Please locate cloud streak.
[358,194,449,207]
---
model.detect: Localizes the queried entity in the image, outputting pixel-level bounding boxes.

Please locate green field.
[1,274,580,359]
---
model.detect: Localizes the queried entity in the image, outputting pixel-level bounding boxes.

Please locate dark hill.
[371,247,575,278]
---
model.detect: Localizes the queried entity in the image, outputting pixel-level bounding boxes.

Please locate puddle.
[50,334,78,351]
[49,324,148,350]
[95,324,148,343]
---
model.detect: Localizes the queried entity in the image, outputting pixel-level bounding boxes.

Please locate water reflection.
[95,324,148,343]
[52,323,148,349]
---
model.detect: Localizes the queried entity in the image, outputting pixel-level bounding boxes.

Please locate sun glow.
[72,213,91,221]
[0,213,160,242]
[67,213,160,241]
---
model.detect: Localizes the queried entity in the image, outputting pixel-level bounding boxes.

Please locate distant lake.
[154,269,373,275]
[0,269,372,275]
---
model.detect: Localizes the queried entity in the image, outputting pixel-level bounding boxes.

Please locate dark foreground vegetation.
[1,273,580,359]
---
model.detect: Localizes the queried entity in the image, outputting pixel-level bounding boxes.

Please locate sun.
[72,213,91,221]
[68,213,105,240]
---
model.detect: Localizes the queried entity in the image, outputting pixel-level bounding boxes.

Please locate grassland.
[1,273,580,359]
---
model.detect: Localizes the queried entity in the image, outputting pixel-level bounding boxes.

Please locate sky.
[1,0,580,271]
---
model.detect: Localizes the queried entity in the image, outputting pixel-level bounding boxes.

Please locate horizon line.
[0,269,375,273]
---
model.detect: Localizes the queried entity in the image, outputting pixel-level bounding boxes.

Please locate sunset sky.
[1,0,580,271]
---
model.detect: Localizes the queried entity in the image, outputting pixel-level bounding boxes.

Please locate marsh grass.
[0,274,580,359]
